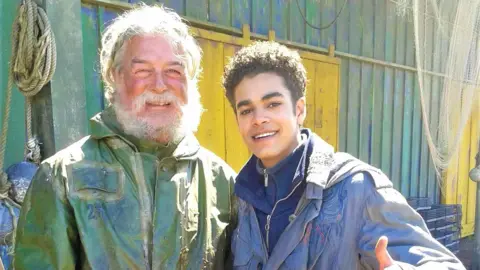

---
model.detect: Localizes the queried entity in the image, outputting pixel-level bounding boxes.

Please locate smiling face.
[112,34,200,143]
[234,72,306,168]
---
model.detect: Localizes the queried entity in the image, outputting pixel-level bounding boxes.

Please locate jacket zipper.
[264,170,304,251]
[253,206,270,261]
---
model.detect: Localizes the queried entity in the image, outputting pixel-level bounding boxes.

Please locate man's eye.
[239,109,252,115]
[167,69,182,75]
[268,102,281,108]
[135,69,151,75]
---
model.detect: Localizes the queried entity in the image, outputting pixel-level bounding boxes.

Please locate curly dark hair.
[222,41,307,111]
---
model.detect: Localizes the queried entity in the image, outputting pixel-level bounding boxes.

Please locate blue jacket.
[231,132,465,269]
[235,131,309,254]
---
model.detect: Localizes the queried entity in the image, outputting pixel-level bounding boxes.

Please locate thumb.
[375,236,394,270]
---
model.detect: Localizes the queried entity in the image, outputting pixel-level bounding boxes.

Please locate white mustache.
[132,91,181,111]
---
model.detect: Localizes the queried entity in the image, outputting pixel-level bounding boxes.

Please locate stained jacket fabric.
[14,108,237,270]
[232,130,465,270]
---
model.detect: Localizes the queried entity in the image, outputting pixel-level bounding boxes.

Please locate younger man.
[222,41,464,269]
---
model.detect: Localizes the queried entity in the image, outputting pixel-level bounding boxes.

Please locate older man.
[14,5,236,270]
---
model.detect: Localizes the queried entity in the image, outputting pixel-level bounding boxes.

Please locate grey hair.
[100,4,202,103]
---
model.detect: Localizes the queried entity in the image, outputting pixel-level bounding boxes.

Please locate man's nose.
[252,109,269,126]
[152,73,167,93]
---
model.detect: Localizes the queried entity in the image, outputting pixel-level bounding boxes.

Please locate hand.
[375,236,394,270]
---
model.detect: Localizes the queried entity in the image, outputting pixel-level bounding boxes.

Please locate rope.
[0,0,56,246]
[13,0,56,164]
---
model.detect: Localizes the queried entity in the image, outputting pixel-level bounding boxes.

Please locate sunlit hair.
[100,4,202,104]
[222,41,306,112]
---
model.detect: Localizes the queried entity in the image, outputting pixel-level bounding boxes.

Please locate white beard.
[113,89,203,144]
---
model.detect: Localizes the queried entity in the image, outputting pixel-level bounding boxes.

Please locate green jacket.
[14,110,237,270]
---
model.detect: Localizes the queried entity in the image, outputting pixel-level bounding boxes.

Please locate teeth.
[150,102,170,106]
[254,132,276,139]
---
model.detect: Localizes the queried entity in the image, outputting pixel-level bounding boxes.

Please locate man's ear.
[296,97,306,126]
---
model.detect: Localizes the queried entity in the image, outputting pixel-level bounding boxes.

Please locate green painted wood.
[370,0,386,169]
[371,66,384,169]
[381,66,394,177]
[82,4,104,122]
[251,0,270,35]
[428,80,440,202]
[0,0,26,169]
[401,18,415,197]
[271,0,288,40]
[186,0,208,21]
[391,69,405,190]
[336,0,349,153]
[427,14,444,203]
[359,62,373,163]
[401,72,414,196]
[161,0,186,14]
[305,0,320,46]
[419,9,435,199]
[232,0,250,29]
[346,0,362,157]
[100,8,118,30]
[359,0,374,163]
[289,0,305,43]
[410,74,423,197]
[320,0,337,49]
[360,0,374,58]
[346,59,361,158]
[209,0,231,27]
[418,75,432,198]
[380,0,396,178]
[391,14,407,190]
[47,0,89,151]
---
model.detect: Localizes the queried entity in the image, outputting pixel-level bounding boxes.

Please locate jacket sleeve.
[209,157,237,270]
[13,161,79,270]
[357,185,465,270]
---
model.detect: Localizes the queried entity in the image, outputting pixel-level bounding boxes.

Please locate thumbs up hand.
[375,236,394,270]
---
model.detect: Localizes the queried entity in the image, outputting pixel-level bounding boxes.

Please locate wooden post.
[32,0,88,158]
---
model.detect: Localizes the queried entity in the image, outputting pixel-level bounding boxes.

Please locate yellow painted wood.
[468,104,479,220]
[196,38,226,160]
[457,116,470,236]
[303,59,316,132]
[313,61,339,149]
[300,51,340,65]
[223,43,251,172]
[444,152,459,204]
[191,27,249,47]
[465,102,479,236]
[443,98,479,237]
[190,27,340,65]
[444,101,461,205]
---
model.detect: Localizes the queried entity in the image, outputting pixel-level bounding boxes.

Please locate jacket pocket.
[67,162,125,202]
[308,184,347,268]
[307,222,333,268]
[231,227,254,268]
